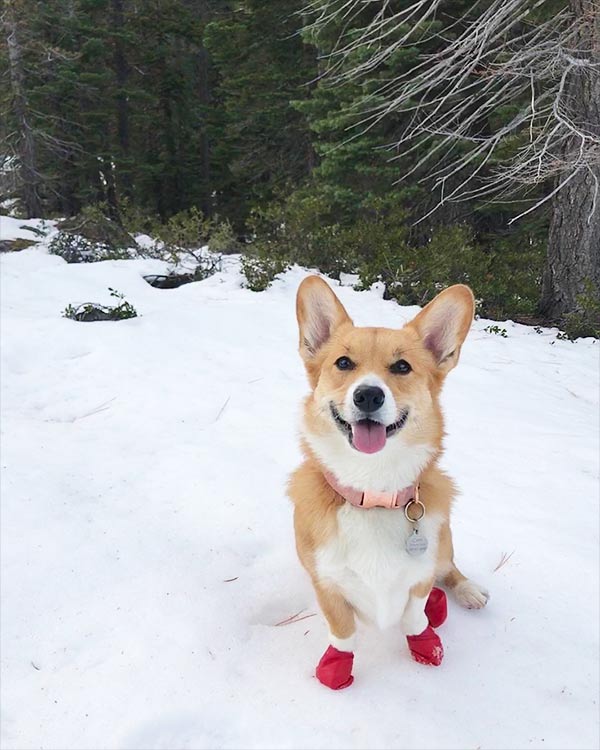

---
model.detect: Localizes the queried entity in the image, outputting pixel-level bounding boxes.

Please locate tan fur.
[437,520,468,589]
[288,276,484,648]
[313,580,356,640]
[410,576,435,600]
[288,455,341,575]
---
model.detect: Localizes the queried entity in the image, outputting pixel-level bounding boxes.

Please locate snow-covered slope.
[1,227,599,750]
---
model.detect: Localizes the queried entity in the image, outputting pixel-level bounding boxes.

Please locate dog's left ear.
[409,285,474,374]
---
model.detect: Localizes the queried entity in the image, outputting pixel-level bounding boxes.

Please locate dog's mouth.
[329,403,409,454]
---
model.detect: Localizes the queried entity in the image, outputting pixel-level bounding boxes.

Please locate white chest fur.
[315,504,442,630]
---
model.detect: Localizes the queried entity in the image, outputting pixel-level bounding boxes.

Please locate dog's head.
[296,276,474,488]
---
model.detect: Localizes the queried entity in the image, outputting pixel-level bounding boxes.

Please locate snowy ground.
[1,217,599,750]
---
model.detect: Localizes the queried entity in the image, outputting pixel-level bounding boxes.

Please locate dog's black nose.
[353,385,385,413]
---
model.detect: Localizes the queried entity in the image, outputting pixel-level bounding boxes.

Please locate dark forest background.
[2,0,598,335]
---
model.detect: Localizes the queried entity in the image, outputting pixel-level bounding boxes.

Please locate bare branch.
[306,0,600,222]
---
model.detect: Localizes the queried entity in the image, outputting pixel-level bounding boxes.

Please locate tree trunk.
[2,1,43,217]
[110,0,132,198]
[541,0,600,320]
[197,40,211,217]
[158,52,178,218]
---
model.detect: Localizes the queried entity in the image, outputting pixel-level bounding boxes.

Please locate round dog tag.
[406,529,428,556]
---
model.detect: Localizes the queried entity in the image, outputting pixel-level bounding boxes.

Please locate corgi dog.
[288,276,488,690]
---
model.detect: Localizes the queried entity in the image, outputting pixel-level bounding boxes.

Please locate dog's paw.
[407,626,444,666]
[454,579,489,609]
[425,587,448,628]
[316,646,354,690]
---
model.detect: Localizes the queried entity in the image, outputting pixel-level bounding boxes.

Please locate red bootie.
[316,645,354,690]
[406,625,444,666]
[425,587,447,628]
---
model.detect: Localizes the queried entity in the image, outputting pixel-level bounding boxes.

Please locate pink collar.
[324,470,418,509]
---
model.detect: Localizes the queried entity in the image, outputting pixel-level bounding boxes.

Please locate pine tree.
[204,0,316,228]
[2,0,43,217]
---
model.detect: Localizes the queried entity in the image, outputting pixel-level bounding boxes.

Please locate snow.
[1,231,599,750]
[0,216,55,242]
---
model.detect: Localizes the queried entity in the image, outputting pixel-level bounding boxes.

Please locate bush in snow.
[153,208,238,257]
[155,207,212,253]
[49,232,132,263]
[63,288,137,322]
[206,220,241,255]
[484,325,508,337]
[57,205,137,252]
[241,250,288,292]
[559,281,600,340]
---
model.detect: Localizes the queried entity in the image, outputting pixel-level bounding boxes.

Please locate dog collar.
[324,470,420,511]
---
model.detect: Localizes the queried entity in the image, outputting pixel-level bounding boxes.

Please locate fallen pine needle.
[213,397,230,423]
[223,577,238,583]
[494,550,515,572]
[275,609,304,626]
[275,610,317,627]
[284,613,316,625]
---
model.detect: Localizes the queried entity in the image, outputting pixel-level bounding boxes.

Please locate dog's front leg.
[402,580,446,667]
[313,580,356,689]
[401,583,430,637]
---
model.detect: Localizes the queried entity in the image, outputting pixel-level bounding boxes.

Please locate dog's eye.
[335,356,355,371]
[390,359,412,375]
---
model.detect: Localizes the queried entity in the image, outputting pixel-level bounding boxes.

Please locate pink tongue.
[352,421,387,454]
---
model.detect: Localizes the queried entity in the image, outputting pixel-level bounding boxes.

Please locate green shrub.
[121,202,241,256]
[119,199,161,237]
[484,325,508,337]
[141,207,237,266]
[57,205,137,253]
[194,252,222,280]
[478,236,544,320]
[248,190,356,278]
[355,223,482,302]
[355,222,543,319]
[207,220,241,255]
[63,288,138,321]
[242,189,545,318]
[559,280,600,340]
[241,249,289,291]
[156,207,212,251]
[49,232,131,263]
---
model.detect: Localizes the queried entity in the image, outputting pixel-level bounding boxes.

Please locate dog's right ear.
[296,276,352,362]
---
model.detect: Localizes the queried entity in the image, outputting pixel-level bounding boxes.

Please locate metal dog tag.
[406,528,428,556]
